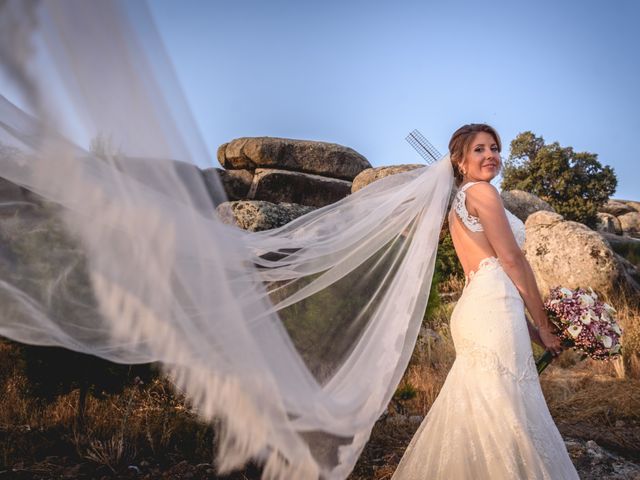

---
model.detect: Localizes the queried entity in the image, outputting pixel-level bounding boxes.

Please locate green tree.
[501,131,617,228]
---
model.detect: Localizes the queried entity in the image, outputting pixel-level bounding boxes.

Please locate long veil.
[0,1,454,478]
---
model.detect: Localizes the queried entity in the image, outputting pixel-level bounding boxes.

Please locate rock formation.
[596,199,640,239]
[216,200,315,232]
[596,213,623,235]
[351,164,424,193]
[215,136,371,208]
[500,190,555,223]
[618,211,640,237]
[523,211,637,296]
[217,137,371,180]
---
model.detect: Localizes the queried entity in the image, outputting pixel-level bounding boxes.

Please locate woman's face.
[459,131,501,182]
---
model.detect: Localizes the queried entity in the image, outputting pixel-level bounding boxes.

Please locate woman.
[391,124,580,479]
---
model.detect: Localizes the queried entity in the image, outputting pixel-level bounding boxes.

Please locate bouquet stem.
[536,338,575,374]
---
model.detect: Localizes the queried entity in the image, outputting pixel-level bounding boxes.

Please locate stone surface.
[600,231,640,253]
[216,200,316,232]
[500,189,555,222]
[622,200,640,213]
[247,168,352,208]
[202,167,254,201]
[564,437,640,480]
[600,199,635,216]
[596,212,623,235]
[523,211,625,296]
[618,212,640,238]
[0,176,25,201]
[614,253,640,292]
[217,137,371,181]
[351,164,424,193]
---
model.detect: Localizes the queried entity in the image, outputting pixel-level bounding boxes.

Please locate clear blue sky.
[148,0,639,200]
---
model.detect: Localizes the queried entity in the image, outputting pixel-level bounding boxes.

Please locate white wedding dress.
[391,181,580,480]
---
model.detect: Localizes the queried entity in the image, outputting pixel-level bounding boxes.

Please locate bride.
[391,124,579,479]
[0,2,580,479]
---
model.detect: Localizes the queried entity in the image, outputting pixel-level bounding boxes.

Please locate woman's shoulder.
[460,181,500,197]
[460,181,503,216]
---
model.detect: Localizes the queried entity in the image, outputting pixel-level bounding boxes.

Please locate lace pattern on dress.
[452,181,483,232]
[451,182,527,249]
[465,256,501,286]
[455,336,539,383]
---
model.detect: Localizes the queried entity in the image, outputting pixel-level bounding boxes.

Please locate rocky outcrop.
[596,212,623,235]
[563,437,640,480]
[599,231,640,290]
[217,137,371,181]
[0,176,25,202]
[202,168,253,201]
[523,211,628,296]
[597,199,640,239]
[351,164,424,193]
[624,200,640,212]
[248,168,351,208]
[618,212,640,238]
[500,190,555,223]
[216,200,316,232]
[600,199,635,216]
[215,137,371,208]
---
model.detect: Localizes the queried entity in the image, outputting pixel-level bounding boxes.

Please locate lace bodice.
[451,181,526,248]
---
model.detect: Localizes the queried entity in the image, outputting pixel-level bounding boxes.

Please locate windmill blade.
[405,129,443,164]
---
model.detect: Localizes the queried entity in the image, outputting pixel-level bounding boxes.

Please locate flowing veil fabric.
[0,1,455,478]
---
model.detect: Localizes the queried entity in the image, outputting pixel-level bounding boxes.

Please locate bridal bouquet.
[536,286,623,374]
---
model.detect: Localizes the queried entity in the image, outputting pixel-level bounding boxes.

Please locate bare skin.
[448,132,564,359]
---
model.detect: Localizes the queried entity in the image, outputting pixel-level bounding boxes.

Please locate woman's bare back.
[447,183,499,281]
[447,181,528,283]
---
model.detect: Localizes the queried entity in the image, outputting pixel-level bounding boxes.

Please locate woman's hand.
[539,324,563,358]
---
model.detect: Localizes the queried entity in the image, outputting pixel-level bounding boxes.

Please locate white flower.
[603,303,617,315]
[578,294,595,307]
[611,344,621,354]
[548,299,562,307]
[560,287,574,298]
[568,324,582,338]
[579,310,596,325]
[588,286,598,300]
[601,335,613,349]
[612,323,622,335]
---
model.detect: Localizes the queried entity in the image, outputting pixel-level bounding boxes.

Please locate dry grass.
[599,288,640,379]
[543,369,640,423]
[0,365,217,474]
[398,302,457,416]
[436,275,466,301]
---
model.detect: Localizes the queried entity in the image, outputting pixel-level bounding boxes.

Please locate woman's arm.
[526,317,545,348]
[466,183,563,355]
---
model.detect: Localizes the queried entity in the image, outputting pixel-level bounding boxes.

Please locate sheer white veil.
[0,1,455,478]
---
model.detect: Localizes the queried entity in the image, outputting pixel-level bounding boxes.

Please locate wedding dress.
[391,181,580,480]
